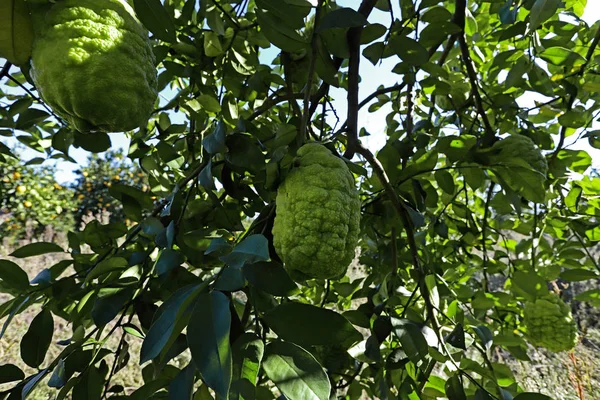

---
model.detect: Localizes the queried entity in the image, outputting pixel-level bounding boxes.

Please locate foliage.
[1,0,600,399]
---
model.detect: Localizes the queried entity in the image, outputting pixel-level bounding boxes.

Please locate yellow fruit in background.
[24,200,33,208]
[13,172,21,179]
[16,185,27,194]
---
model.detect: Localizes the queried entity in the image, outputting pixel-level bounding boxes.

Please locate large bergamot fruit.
[29,0,157,132]
[523,294,578,352]
[272,143,360,280]
[488,135,548,177]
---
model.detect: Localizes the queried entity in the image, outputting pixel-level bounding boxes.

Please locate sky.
[2,2,600,184]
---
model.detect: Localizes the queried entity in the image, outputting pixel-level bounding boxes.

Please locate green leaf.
[91,287,134,327]
[0,364,25,384]
[243,261,299,296]
[141,283,203,363]
[575,289,600,307]
[85,257,129,283]
[188,291,232,398]
[168,363,196,400]
[133,0,177,42]
[74,131,111,153]
[529,0,560,30]
[560,269,599,282]
[231,334,265,400]
[48,359,66,388]
[255,9,308,52]
[264,302,362,348]
[317,8,368,32]
[510,271,549,301]
[203,120,227,154]
[197,94,222,113]
[539,46,586,67]
[220,234,270,269]
[390,318,429,364]
[444,375,466,400]
[434,170,455,194]
[21,369,49,399]
[262,341,330,400]
[388,36,429,66]
[0,260,30,291]
[156,249,186,276]
[20,309,54,368]
[16,109,49,130]
[9,242,64,258]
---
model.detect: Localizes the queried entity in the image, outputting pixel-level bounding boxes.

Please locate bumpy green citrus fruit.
[272,143,361,280]
[489,135,548,177]
[523,293,578,352]
[29,0,157,132]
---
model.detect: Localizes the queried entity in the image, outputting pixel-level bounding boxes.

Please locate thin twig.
[457,36,494,145]
[0,62,11,80]
[7,75,65,124]
[481,183,495,292]
[247,92,304,122]
[281,52,303,125]
[210,0,240,29]
[300,0,324,142]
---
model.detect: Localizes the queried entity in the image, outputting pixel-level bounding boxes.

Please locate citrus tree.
[1,0,600,399]
[0,153,75,240]
[71,149,149,228]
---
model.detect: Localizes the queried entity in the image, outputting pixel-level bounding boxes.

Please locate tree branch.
[281,52,303,125]
[307,0,380,120]
[550,23,600,162]
[0,62,11,81]
[247,92,304,122]
[343,18,364,158]
[300,0,324,142]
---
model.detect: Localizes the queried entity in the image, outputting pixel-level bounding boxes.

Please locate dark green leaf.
[317,8,368,32]
[188,291,232,398]
[220,234,270,269]
[20,309,54,368]
[231,334,265,400]
[0,364,25,384]
[168,363,196,400]
[92,287,134,327]
[243,261,299,296]
[264,302,362,348]
[0,260,30,291]
[390,318,428,364]
[133,0,177,42]
[262,341,330,400]
[9,242,64,258]
[141,283,203,363]
[529,0,560,30]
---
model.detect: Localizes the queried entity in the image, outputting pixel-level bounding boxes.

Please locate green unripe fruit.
[489,135,548,177]
[272,143,361,280]
[523,293,578,352]
[29,0,158,132]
